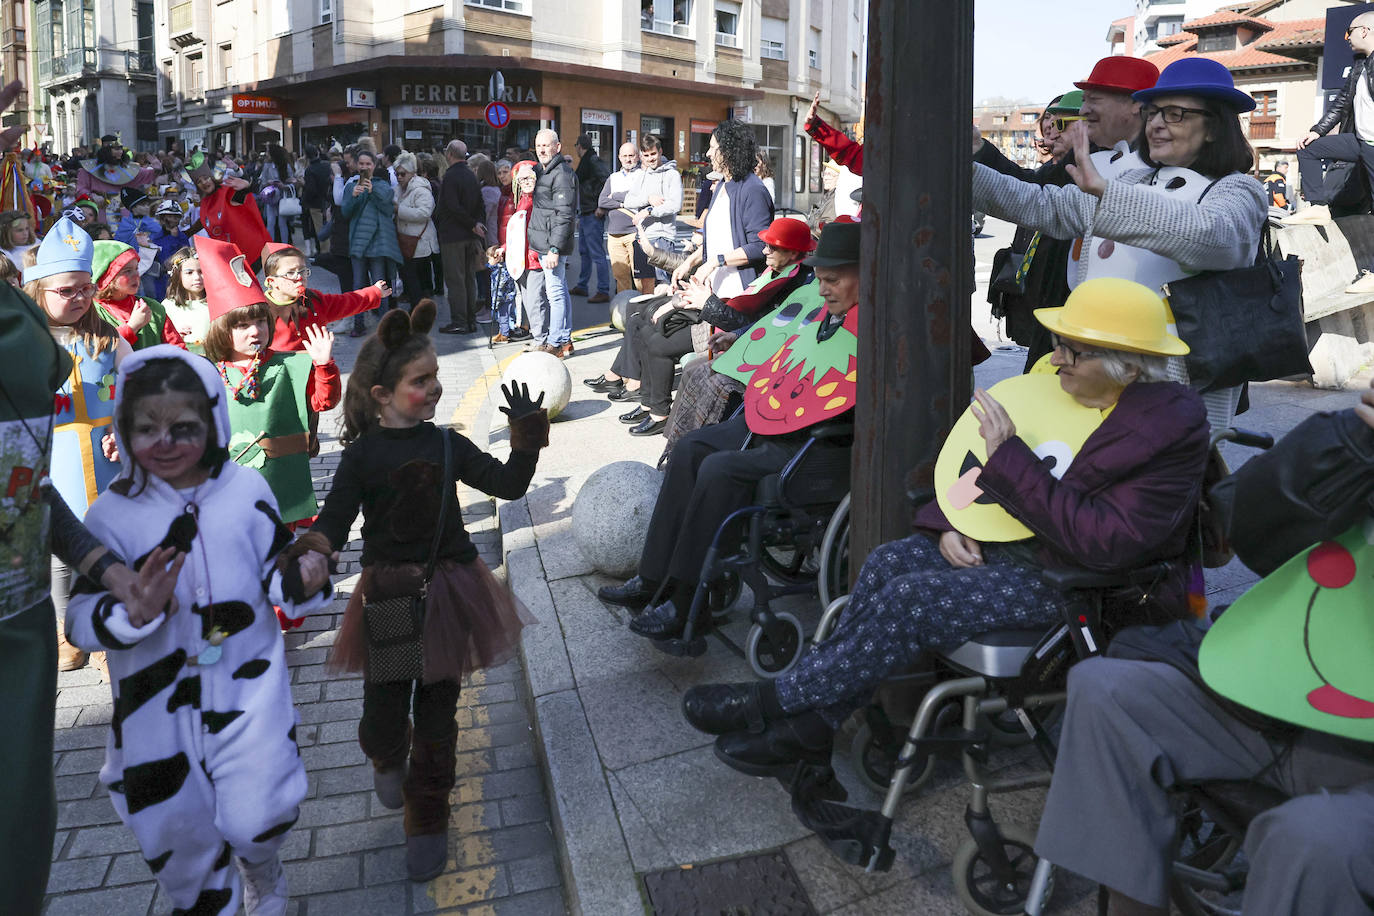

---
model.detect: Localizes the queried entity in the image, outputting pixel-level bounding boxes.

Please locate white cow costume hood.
[65,344,332,915]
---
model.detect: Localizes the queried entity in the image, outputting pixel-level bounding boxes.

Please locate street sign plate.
[485,101,511,129]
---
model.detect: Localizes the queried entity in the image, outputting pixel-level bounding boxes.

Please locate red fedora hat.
[758,217,817,253]
[1074,56,1159,95]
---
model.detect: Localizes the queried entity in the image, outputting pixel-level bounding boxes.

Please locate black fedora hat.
[803,219,861,267]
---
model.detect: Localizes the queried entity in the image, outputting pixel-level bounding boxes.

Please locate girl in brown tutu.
[282,300,548,882]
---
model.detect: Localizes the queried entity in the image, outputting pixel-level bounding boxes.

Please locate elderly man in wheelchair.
[1030,384,1374,916]
[682,279,1211,778]
[597,221,862,641]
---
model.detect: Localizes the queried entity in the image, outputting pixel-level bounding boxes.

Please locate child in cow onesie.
[65,344,335,916]
[291,302,546,882]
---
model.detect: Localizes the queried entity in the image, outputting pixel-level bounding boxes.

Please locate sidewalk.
[492,315,1361,914]
[44,287,567,915]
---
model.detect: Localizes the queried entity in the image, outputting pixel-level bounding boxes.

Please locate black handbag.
[1163,223,1312,392]
[1210,408,1374,577]
[362,432,451,682]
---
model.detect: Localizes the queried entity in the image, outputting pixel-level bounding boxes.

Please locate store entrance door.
[579,108,618,169]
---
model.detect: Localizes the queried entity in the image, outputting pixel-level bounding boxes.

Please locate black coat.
[1313,54,1374,136]
[575,152,611,215]
[434,160,485,245]
[302,160,333,210]
[528,155,576,255]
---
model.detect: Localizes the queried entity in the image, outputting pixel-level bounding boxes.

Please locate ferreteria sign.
[396,82,539,104]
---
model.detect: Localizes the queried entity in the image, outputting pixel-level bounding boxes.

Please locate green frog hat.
[1200,518,1374,741]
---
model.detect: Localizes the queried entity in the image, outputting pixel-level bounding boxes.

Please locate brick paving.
[42,287,567,916]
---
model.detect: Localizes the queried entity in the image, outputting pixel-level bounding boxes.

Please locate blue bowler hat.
[1133,58,1256,112]
[23,215,94,285]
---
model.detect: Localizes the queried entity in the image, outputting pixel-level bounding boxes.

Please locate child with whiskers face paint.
[291,301,548,882]
[64,345,335,916]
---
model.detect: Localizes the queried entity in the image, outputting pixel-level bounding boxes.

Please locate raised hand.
[805,89,821,125]
[124,546,186,627]
[970,389,1016,457]
[1063,122,1105,198]
[499,380,545,421]
[374,279,392,299]
[301,323,334,366]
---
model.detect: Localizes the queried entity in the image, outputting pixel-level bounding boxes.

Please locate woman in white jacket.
[394,152,439,308]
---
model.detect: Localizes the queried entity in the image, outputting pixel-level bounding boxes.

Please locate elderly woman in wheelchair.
[683,278,1210,777]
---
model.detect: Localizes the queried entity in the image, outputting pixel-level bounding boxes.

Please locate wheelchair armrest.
[808,421,854,442]
[1040,561,1174,593]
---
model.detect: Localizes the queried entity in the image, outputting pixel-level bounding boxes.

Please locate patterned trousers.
[775,533,1066,725]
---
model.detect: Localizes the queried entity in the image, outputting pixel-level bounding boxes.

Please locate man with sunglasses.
[1287,13,1374,226]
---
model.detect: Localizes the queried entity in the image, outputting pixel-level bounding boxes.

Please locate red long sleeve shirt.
[805,118,864,175]
[269,286,383,352]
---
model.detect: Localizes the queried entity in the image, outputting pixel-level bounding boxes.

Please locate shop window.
[751,124,785,173]
[641,115,673,148]
[714,0,739,48]
[793,133,805,194]
[760,15,785,59]
[642,0,691,39]
[465,0,529,12]
[809,139,824,193]
[807,26,821,69]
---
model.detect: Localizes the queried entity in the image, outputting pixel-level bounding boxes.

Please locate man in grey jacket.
[623,134,683,282]
[600,143,643,293]
[528,128,577,356]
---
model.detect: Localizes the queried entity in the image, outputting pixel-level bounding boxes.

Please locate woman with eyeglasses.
[974,58,1267,431]
[685,278,1210,778]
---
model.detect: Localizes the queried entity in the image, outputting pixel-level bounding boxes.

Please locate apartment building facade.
[153,0,866,209]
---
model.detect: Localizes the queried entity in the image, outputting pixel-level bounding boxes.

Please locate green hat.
[92,240,137,289]
[1200,519,1374,741]
[1047,90,1083,114]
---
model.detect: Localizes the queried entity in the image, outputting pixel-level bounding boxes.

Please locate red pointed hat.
[260,241,296,263]
[1074,56,1159,95]
[195,235,268,322]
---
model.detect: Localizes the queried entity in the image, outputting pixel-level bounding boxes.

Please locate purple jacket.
[915,380,1209,620]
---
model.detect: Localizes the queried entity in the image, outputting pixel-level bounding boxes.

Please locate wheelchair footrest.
[650,635,709,658]
[792,795,896,872]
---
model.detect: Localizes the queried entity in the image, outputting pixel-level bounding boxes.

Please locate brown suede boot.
[56,623,87,672]
[403,729,458,882]
[359,721,411,810]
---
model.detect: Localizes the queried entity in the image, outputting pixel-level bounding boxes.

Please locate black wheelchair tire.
[850,720,933,796]
[981,702,1064,747]
[952,824,1049,916]
[818,494,850,608]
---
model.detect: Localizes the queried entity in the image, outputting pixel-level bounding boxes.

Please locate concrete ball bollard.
[500,351,572,420]
[609,290,636,331]
[572,460,663,578]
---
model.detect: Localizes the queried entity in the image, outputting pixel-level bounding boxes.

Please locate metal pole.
[851,0,975,574]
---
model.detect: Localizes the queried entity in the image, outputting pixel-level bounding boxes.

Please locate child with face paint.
[198,236,340,535]
[92,239,186,350]
[299,302,546,882]
[65,344,335,916]
[259,242,391,353]
[161,247,209,355]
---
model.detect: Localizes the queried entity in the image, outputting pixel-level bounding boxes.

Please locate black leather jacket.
[1312,55,1374,136]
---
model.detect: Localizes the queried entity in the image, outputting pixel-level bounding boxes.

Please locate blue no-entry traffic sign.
[485,101,511,129]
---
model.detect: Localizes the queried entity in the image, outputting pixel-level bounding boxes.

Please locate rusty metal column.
[851,0,975,573]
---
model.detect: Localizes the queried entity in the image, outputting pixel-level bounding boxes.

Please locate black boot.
[682,682,781,735]
[597,575,658,609]
[628,600,686,639]
[714,710,834,777]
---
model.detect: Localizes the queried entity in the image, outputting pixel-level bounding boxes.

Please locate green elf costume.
[92,239,186,350]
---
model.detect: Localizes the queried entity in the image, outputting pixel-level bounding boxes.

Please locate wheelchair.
[653,417,853,677]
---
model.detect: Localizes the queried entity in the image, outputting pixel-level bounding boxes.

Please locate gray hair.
[445,139,468,161]
[495,158,512,171]
[1096,347,1172,384]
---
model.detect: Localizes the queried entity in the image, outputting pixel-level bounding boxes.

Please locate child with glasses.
[259,242,392,352]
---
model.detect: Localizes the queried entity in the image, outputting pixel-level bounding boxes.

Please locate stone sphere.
[501,351,572,420]
[609,290,637,331]
[572,461,663,578]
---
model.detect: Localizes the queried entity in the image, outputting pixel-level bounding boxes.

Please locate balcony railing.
[714,30,739,48]
[644,18,691,38]
[37,47,154,82]
[1249,116,1277,141]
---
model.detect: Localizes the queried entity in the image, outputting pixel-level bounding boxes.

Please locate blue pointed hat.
[23,216,94,285]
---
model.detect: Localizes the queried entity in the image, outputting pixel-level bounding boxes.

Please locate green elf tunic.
[219,349,341,525]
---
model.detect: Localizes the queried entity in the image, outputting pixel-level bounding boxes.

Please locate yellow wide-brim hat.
[1034,277,1189,357]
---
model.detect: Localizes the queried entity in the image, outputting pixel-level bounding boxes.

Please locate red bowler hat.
[1074,56,1159,95]
[196,236,268,322]
[758,217,818,253]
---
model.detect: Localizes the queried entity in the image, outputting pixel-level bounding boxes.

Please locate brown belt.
[260,432,310,459]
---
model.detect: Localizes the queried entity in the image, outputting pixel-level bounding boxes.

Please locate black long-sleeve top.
[313,423,538,566]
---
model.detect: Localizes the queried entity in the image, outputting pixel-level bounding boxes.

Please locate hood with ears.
[112,344,232,480]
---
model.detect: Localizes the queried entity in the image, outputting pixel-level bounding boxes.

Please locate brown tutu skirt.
[329,557,537,684]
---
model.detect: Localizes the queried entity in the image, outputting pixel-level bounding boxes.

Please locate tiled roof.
[1182,11,1273,32]
[1255,17,1326,51]
[1211,46,1307,70]
[1156,32,1193,47]
[1144,40,1199,70]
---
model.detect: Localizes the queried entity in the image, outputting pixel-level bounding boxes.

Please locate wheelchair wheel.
[952,824,1050,916]
[850,716,939,796]
[1169,801,1247,916]
[817,494,850,608]
[746,611,804,678]
[982,702,1064,747]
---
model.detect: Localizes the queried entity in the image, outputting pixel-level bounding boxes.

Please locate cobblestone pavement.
[42,279,568,916]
